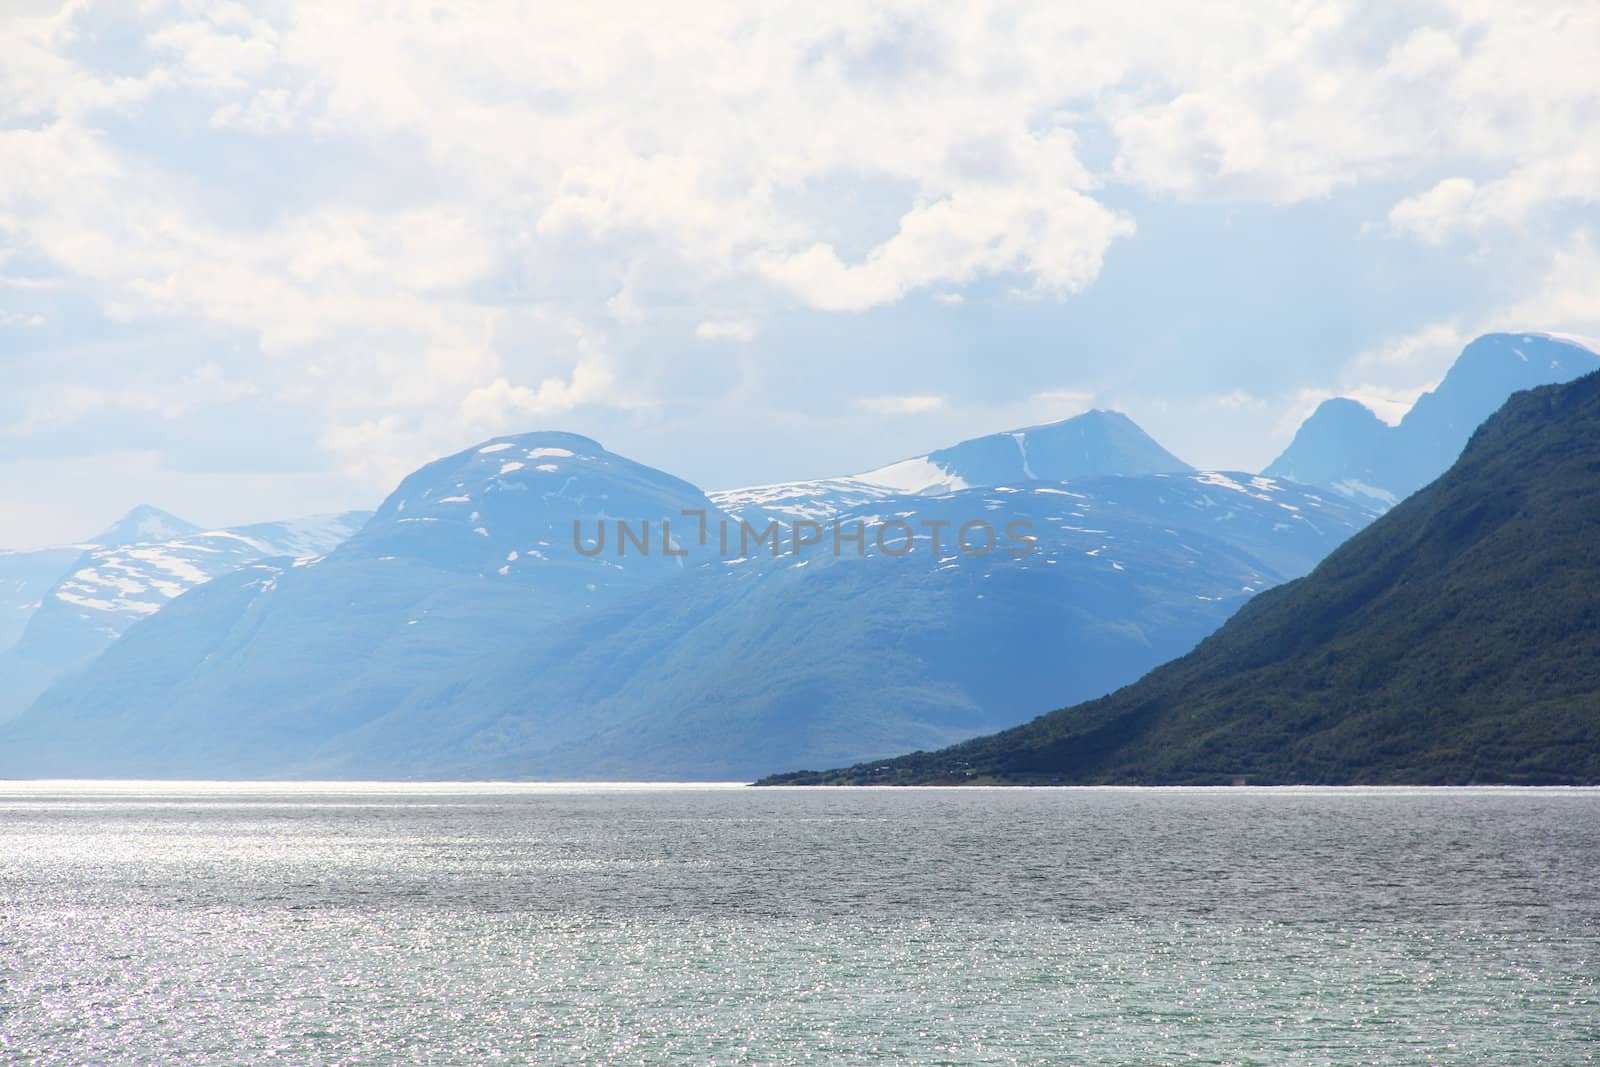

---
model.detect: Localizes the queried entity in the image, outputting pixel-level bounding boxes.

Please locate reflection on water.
[2,783,1596,1064]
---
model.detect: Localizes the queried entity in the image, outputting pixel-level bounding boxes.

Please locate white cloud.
[1498,230,1600,340]
[856,395,946,416]
[695,320,757,343]
[1345,322,1469,383]
[1388,179,1481,244]
[763,186,1133,311]
[3,0,1599,537]
[146,13,278,91]
[1111,3,1600,219]
[1392,155,1600,243]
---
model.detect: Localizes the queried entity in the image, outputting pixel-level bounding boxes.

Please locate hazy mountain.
[1260,398,1392,503]
[89,505,203,548]
[712,409,1193,522]
[1265,332,1598,504]
[312,472,1372,781]
[0,546,86,655]
[0,413,1374,778]
[0,432,732,766]
[0,504,201,656]
[857,409,1193,493]
[769,369,1600,785]
[0,510,371,723]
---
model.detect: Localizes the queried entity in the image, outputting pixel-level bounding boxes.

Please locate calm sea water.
[1,783,1596,1065]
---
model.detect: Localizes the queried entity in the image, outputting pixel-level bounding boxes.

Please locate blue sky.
[2,1,1598,547]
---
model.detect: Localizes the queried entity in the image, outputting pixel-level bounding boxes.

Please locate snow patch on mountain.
[856,456,970,495]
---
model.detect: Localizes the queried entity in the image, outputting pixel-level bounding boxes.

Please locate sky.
[2,1,1598,548]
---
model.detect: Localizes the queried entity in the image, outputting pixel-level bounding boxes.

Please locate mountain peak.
[1264,331,1600,504]
[1262,398,1391,501]
[344,430,720,578]
[856,408,1192,494]
[91,505,202,548]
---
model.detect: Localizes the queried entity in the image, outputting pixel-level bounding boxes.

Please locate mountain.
[0,504,201,656]
[0,510,371,723]
[1261,398,1393,503]
[1265,332,1599,504]
[766,369,1600,786]
[0,432,734,771]
[0,412,1374,778]
[712,409,1193,522]
[858,409,1193,493]
[0,545,87,655]
[89,505,202,548]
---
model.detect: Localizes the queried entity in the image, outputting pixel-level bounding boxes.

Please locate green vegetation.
[761,372,1600,786]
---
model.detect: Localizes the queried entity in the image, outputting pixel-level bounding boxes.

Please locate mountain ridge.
[764,369,1600,786]
[0,422,1373,778]
[1264,332,1599,503]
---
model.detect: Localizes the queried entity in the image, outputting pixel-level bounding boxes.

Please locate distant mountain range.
[1265,332,1598,504]
[764,367,1600,786]
[0,506,195,654]
[0,508,370,722]
[0,412,1371,779]
[3,330,1593,780]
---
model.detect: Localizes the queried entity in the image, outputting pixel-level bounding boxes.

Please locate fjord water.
[2,784,1595,1064]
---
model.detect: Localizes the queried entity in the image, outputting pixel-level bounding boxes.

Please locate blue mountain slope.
[1,444,1376,778]
[0,505,202,656]
[0,546,84,655]
[0,510,372,723]
[711,408,1193,523]
[311,473,1374,781]
[1265,332,1599,503]
[0,432,733,772]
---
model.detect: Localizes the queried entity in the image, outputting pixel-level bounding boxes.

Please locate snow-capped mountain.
[1266,332,1600,503]
[0,505,205,655]
[0,508,371,722]
[339,430,725,595]
[869,408,1192,491]
[713,409,1193,521]
[0,415,1378,778]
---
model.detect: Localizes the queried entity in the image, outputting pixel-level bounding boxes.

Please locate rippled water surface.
[2,782,1596,1064]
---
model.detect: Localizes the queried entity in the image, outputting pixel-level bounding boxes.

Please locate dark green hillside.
[763,371,1600,786]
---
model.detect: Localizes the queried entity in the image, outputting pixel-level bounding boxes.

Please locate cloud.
[1499,230,1600,340]
[762,186,1133,311]
[1391,157,1600,244]
[1110,4,1600,219]
[695,320,757,343]
[856,395,947,416]
[1345,322,1469,382]
[3,0,1600,541]
[1388,179,1482,244]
